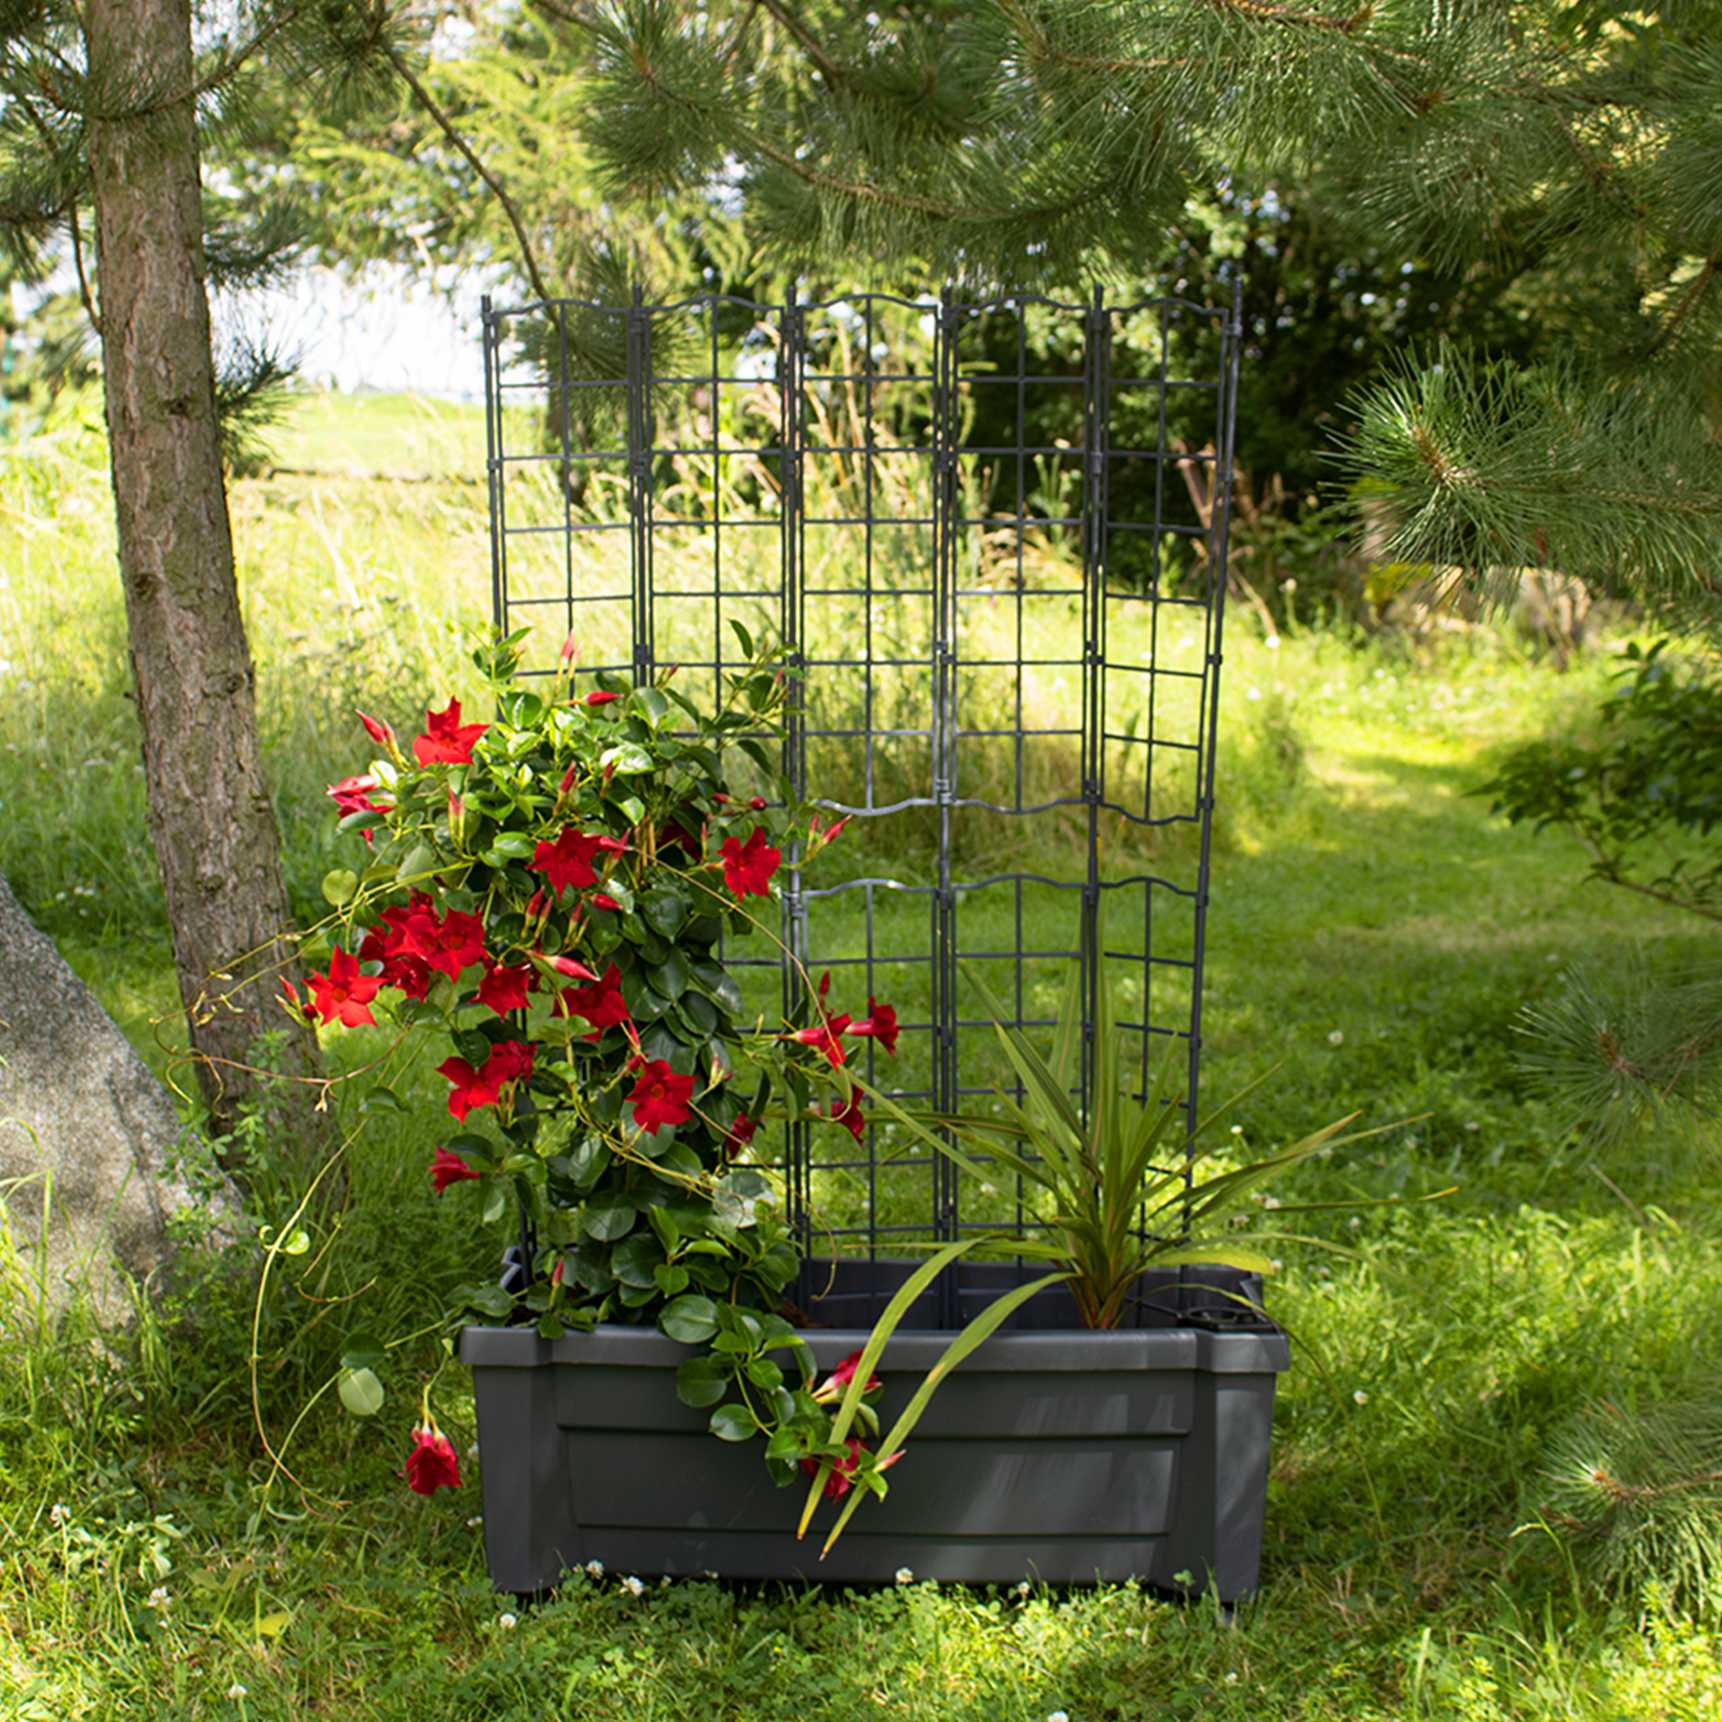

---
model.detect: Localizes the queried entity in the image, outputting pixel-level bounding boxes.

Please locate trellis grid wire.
[481,283,1242,1328]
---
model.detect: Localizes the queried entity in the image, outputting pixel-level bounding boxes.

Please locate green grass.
[2,388,1721,1719]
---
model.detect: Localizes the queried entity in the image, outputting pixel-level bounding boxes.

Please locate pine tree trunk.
[85,0,317,1144]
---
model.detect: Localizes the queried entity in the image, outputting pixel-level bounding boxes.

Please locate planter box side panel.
[469,1362,582,1595]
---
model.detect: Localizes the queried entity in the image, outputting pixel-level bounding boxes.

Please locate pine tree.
[0,4,498,1149]
[547,0,1720,630]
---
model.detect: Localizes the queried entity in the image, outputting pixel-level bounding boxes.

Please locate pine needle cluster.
[1538,1388,1722,1617]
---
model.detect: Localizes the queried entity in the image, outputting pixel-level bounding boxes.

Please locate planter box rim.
[460,1320,1290,1375]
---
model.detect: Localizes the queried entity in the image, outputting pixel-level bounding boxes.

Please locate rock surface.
[0,873,195,1313]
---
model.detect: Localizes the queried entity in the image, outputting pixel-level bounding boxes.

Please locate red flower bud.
[357,710,397,752]
[749,795,768,811]
[559,762,579,795]
[546,953,598,981]
[525,891,549,919]
[560,631,579,665]
[584,689,622,708]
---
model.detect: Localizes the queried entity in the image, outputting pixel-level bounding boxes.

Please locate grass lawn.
[2,390,1719,1719]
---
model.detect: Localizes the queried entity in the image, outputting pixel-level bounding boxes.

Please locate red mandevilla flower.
[412,698,489,767]
[476,963,534,1017]
[307,947,383,1028]
[404,1425,462,1495]
[429,1146,480,1195]
[559,962,631,1037]
[435,1040,535,1121]
[626,1059,695,1134]
[400,907,487,980]
[848,999,900,1056]
[359,906,435,1001]
[787,1014,851,1067]
[327,774,384,820]
[800,1437,864,1501]
[487,1041,536,1086]
[829,1090,866,1142]
[720,826,781,900]
[818,1349,882,1398]
[434,1055,502,1123]
[724,1112,758,1160]
[529,827,604,896]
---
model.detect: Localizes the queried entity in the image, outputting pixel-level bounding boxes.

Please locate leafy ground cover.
[1,391,1718,1719]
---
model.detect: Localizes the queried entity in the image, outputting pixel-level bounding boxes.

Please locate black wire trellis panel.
[481,285,1242,1330]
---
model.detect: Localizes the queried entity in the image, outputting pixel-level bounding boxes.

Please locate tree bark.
[85,0,317,1143]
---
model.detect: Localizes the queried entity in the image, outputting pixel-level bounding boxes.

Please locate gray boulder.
[0,873,198,1315]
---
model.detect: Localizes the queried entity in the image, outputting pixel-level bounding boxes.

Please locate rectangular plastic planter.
[461,1262,1289,1599]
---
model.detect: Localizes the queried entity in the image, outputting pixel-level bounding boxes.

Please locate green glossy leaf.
[660,1294,720,1343]
[709,1403,758,1442]
[600,742,655,776]
[641,887,689,939]
[336,1366,385,1418]
[582,1192,637,1241]
[675,1357,729,1407]
[321,867,358,907]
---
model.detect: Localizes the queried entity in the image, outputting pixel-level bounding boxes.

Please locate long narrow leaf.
[794,1235,981,1540]
[818,1270,1070,1555]
[964,963,1082,1149]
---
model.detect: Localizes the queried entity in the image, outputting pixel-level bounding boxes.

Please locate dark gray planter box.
[461,1262,1289,1599]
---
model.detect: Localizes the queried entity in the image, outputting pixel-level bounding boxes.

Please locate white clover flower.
[1015,1580,1032,1597]
[146,1586,171,1610]
[1348,1216,1363,1230]
[467,1442,481,1459]
[1229,1124,1243,1136]
[623,1575,646,1597]
[1353,1389,1368,1405]
[466,1515,484,1529]
[585,1559,605,1579]
[49,1502,70,1527]
[894,1566,914,1586]
[1264,634,1281,650]
[1225,1671,1239,1685]
[498,1612,518,1630]
[1327,1029,1344,1046]
[1263,1196,1281,1211]
[1048,1711,1071,1722]
[226,1682,248,1700]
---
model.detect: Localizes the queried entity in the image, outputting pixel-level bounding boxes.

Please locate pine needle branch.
[383,41,553,305]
